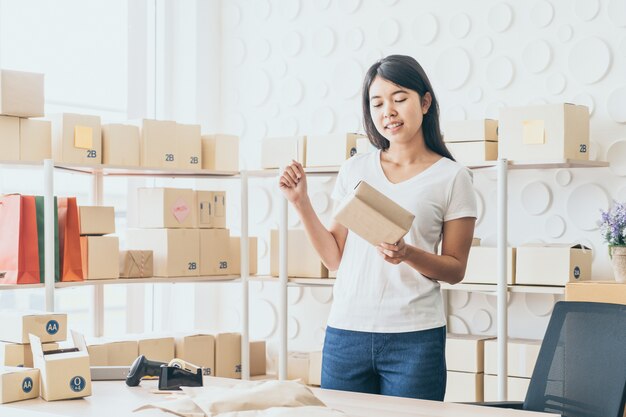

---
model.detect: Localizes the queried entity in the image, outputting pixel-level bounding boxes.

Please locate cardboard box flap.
[28,334,44,359]
[71,331,87,352]
[0,366,35,376]
[352,181,415,230]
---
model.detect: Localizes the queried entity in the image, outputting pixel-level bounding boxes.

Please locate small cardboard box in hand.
[333,181,414,246]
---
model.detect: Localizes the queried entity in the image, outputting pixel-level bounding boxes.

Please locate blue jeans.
[321,325,447,400]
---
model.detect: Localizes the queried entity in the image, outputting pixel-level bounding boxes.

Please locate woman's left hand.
[377,238,410,264]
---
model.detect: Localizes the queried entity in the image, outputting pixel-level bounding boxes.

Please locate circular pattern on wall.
[314,0,331,10]
[567,183,609,230]
[450,13,471,39]
[589,140,600,161]
[469,86,483,103]
[521,182,552,215]
[251,299,277,338]
[313,27,336,56]
[524,293,555,316]
[282,31,303,57]
[545,215,566,238]
[379,18,401,46]
[271,59,288,79]
[225,112,246,136]
[254,0,271,20]
[258,238,268,259]
[443,105,466,121]
[311,287,333,304]
[268,103,280,118]
[474,36,493,58]
[522,40,552,73]
[340,113,361,132]
[311,107,336,134]
[546,73,566,95]
[471,309,492,332]
[555,169,572,187]
[314,80,330,99]
[574,0,600,21]
[531,0,554,27]
[281,116,299,136]
[223,3,241,28]
[449,291,470,309]
[607,140,626,176]
[252,39,272,62]
[244,70,271,106]
[488,3,514,33]
[448,315,469,334]
[607,87,626,123]
[557,24,573,43]
[608,0,626,27]
[620,38,626,58]
[223,307,241,330]
[288,316,299,339]
[572,93,595,116]
[568,37,611,84]
[486,291,511,309]
[436,47,471,91]
[346,27,365,51]
[412,13,438,45]
[250,187,271,224]
[279,0,301,20]
[333,59,363,98]
[281,77,304,106]
[252,280,264,293]
[338,0,362,14]
[616,186,626,203]
[487,57,515,89]
[226,38,246,66]
[312,191,330,214]
[485,101,506,119]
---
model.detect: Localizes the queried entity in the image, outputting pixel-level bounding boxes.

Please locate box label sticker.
[522,120,545,145]
[70,376,86,392]
[46,319,59,335]
[171,198,190,223]
[573,266,581,280]
[22,377,33,393]
[74,125,93,150]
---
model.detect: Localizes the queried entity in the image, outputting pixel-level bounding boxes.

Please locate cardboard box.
[306,133,364,167]
[499,103,589,161]
[177,123,202,170]
[308,351,322,386]
[446,334,494,373]
[196,190,226,228]
[565,281,626,305]
[79,206,115,235]
[443,119,498,142]
[30,332,91,401]
[250,340,266,377]
[333,181,414,247]
[20,118,51,162]
[356,137,375,154]
[227,236,258,275]
[485,338,541,378]
[199,228,231,276]
[516,244,591,286]
[126,229,200,277]
[101,124,140,167]
[287,351,310,384]
[484,375,530,402]
[80,236,120,280]
[0,69,44,117]
[119,250,153,278]
[201,134,239,171]
[138,187,197,229]
[270,229,328,278]
[444,371,484,402]
[0,342,58,368]
[51,113,102,165]
[87,338,138,367]
[0,311,67,344]
[215,333,241,379]
[175,334,215,374]
[140,119,178,169]
[137,336,175,363]
[261,136,306,169]
[0,115,19,161]
[463,247,516,285]
[0,366,40,404]
[447,141,498,164]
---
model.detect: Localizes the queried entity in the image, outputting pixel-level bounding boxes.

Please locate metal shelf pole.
[497,158,508,400]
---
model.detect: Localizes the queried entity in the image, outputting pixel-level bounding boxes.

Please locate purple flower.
[601,202,626,246]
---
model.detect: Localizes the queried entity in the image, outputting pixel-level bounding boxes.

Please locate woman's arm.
[377,217,476,284]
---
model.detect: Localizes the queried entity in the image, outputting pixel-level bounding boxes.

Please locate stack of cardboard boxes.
[285,350,322,386]
[484,338,541,401]
[443,119,498,164]
[444,334,493,402]
[270,229,329,278]
[79,206,119,280]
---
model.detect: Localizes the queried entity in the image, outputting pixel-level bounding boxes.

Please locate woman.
[278,55,477,400]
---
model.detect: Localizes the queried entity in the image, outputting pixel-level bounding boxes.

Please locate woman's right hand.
[279,160,308,206]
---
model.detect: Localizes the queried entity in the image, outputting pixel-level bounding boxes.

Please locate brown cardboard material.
[516,244,591,286]
[0,311,67,344]
[19,118,51,162]
[126,229,200,277]
[227,236,258,276]
[196,191,226,229]
[201,134,239,171]
[444,371,484,402]
[199,228,231,276]
[261,136,306,169]
[484,375,530,402]
[463,247,516,285]
[0,115,19,161]
[50,113,102,165]
[0,69,44,117]
[287,352,310,384]
[447,141,498,164]
[565,281,626,305]
[80,236,120,280]
[308,351,322,386]
[0,366,40,403]
[138,187,197,229]
[140,119,178,169]
[499,103,589,161]
[30,332,91,401]
[0,342,58,368]
[215,333,241,379]
[86,338,138,367]
[484,338,541,378]
[119,250,154,278]
[177,123,202,170]
[333,181,414,246]
[101,124,140,167]
[443,119,498,142]
[446,334,494,373]
[78,206,115,235]
[270,229,328,278]
[137,336,175,363]
[249,340,266,377]
[175,334,215,374]
[306,133,365,167]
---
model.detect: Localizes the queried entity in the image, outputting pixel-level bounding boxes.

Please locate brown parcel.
[51,113,102,165]
[565,281,626,305]
[201,134,239,171]
[0,310,67,344]
[334,180,415,246]
[215,333,241,379]
[250,340,266,377]
[140,119,178,169]
[196,190,226,229]
[101,123,140,167]
[138,187,197,229]
[306,133,365,168]
[137,335,175,364]
[80,236,120,280]
[227,236,258,276]
[270,229,328,278]
[199,229,230,276]
[446,141,498,165]
[175,334,215,375]
[261,136,306,169]
[126,229,200,277]
[20,118,51,162]
[119,250,154,278]
[446,333,494,373]
[86,338,138,366]
[0,366,40,404]
[445,371,484,402]
[0,342,59,368]
[443,119,498,142]
[485,338,541,378]
[0,69,44,118]
[177,123,202,170]
[516,243,591,286]
[78,206,115,235]
[0,115,19,161]
[484,375,530,402]
[463,247,516,285]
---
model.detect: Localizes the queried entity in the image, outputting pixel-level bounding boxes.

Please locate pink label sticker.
[172,198,190,223]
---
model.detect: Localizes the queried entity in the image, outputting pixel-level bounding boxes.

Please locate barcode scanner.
[125,355,167,387]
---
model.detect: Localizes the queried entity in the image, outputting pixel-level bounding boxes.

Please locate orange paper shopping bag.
[0,194,41,284]
[58,197,84,281]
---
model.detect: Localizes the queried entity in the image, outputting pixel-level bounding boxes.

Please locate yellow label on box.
[74,125,93,149]
[522,120,545,145]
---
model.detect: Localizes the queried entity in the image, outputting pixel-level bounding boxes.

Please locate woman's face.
[368,76,431,146]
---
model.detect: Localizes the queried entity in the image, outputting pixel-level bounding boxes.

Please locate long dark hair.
[361,55,454,161]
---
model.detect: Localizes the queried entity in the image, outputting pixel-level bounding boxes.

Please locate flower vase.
[610,246,626,283]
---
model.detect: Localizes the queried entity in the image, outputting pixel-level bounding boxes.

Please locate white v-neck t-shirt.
[328,150,477,333]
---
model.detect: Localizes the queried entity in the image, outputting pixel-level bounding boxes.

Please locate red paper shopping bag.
[0,194,41,284]
[57,197,84,281]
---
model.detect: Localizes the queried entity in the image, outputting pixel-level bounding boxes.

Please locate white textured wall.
[203,0,626,369]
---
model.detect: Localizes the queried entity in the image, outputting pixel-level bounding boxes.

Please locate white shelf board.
[441,282,565,295]
[247,167,341,177]
[251,275,336,287]
[0,282,45,291]
[55,275,240,288]
[507,159,609,170]
[54,163,239,178]
[0,160,44,169]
